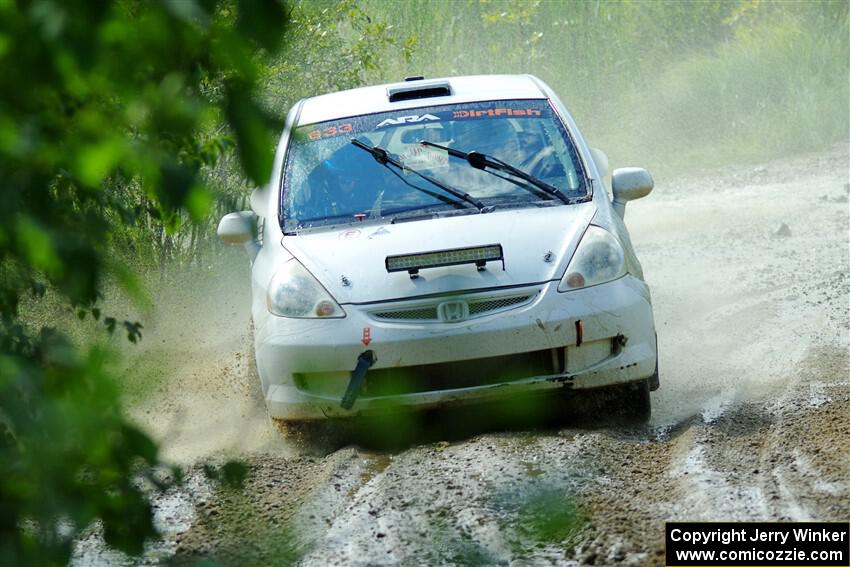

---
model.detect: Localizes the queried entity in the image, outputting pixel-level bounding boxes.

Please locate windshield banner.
[300,100,552,142]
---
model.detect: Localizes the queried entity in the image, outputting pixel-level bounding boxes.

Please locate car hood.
[283,203,596,304]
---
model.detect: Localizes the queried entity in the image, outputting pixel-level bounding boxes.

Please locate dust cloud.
[629,145,848,429]
[120,248,294,464]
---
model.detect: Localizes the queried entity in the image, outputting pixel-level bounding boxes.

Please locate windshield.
[280,99,586,232]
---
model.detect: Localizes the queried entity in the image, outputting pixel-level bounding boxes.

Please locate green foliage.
[628,18,846,166]
[0,0,287,564]
[261,0,417,114]
[366,0,849,173]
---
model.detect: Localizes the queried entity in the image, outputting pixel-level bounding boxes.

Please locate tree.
[0,1,286,563]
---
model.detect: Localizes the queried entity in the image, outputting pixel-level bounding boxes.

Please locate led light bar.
[386,244,504,276]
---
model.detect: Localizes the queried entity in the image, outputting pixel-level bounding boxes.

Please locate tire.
[648,360,660,391]
[648,333,660,391]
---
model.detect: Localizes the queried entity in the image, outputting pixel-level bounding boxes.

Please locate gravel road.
[74,146,849,566]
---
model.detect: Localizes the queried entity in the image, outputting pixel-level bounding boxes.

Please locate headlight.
[267,260,346,318]
[558,225,626,291]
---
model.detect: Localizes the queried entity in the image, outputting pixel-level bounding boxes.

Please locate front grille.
[372,306,439,320]
[468,295,530,315]
[371,292,535,323]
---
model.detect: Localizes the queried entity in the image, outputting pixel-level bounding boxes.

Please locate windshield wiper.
[350,139,487,212]
[420,140,573,205]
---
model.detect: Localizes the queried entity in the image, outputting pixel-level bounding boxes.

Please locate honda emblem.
[438,300,469,323]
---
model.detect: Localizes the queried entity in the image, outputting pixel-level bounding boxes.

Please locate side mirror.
[611,167,653,219]
[218,211,260,261]
[590,147,609,178]
[218,210,256,243]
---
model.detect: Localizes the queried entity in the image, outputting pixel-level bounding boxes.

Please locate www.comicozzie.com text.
[670,526,848,546]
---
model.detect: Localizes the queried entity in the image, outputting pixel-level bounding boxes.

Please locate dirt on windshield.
[74,145,849,566]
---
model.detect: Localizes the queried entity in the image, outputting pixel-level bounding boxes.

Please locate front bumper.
[255,275,657,421]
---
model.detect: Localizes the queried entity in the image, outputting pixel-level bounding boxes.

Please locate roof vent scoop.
[388,80,452,103]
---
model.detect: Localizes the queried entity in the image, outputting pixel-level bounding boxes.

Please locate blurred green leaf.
[237,0,288,51]
[15,217,62,278]
[186,185,214,222]
[225,83,278,185]
[76,139,123,187]
[158,162,195,212]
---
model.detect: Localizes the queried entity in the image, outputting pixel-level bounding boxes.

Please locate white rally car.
[219,75,658,424]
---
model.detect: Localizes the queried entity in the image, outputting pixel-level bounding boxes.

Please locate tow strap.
[340,350,376,409]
